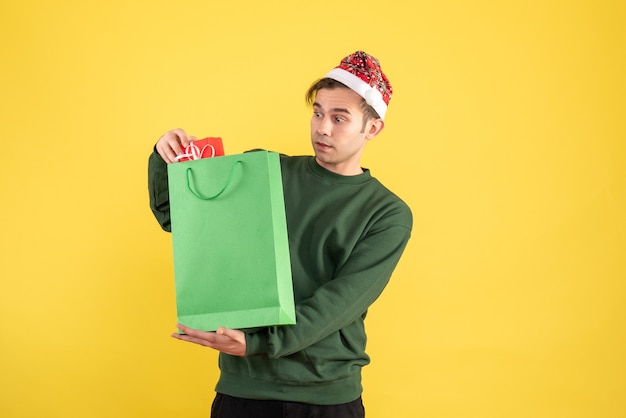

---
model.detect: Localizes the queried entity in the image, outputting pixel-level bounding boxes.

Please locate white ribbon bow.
[174,142,216,161]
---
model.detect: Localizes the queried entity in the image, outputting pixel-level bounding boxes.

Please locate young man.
[148,51,412,417]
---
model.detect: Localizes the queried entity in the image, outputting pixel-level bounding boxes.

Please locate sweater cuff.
[244,330,269,356]
[149,146,167,169]
[148,146,172,232]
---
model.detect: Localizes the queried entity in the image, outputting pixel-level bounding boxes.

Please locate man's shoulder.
[366,178,413,225]
[279,154,311,170]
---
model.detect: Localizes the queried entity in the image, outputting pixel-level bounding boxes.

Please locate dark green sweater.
[148,151,412,405]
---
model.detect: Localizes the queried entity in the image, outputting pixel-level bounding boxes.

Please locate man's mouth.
[315,141,332,150]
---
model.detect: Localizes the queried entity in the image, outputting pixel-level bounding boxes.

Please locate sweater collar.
[307,157,372,185]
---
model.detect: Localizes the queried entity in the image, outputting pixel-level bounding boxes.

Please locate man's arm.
[245,208,412,358]
[148,129,197,231]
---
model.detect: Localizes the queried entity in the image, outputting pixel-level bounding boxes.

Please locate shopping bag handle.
[186,160,243,200]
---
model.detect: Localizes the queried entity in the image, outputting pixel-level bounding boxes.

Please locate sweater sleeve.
[147,147,172,232]
[245,204,412,358]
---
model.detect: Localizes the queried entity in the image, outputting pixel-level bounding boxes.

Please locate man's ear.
[365,119,385,140]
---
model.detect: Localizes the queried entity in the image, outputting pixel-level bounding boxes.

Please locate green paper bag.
[167,151,295,331]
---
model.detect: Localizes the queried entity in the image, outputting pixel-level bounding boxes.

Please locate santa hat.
[324,51,392,120]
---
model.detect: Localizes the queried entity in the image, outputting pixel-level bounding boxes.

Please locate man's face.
[310,87,379,176]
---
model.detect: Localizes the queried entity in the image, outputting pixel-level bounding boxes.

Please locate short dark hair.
[305,78,381,124]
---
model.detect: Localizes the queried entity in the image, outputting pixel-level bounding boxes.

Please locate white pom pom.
[364,88,381,107]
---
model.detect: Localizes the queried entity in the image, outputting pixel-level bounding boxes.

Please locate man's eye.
[334,117,345,123]
[313,112,322,118]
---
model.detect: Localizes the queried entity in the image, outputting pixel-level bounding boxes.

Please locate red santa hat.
[324,51,392,120]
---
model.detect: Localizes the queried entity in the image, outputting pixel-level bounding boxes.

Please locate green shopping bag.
[167,151,295,331]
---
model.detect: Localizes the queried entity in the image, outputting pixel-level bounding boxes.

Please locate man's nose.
[316,117,331,136]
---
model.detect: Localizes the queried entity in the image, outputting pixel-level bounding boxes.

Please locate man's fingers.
[171,325,245,357]
[170,128,197,148]
[156,142,176,164]
[154,128,204,163]
[172,328,215,347]
[156,129,197,163]
[175,324,220,341]
[176,323,199,336]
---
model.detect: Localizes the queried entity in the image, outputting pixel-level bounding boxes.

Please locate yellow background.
[1,1,624,417]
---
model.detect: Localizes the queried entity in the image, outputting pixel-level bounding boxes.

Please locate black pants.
[211,393,365,418]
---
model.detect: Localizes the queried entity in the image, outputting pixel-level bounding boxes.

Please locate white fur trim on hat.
[324,68,387,120]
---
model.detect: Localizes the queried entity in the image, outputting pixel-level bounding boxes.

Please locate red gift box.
[175,137,225,162]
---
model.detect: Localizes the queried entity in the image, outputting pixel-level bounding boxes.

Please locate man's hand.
[171,324,246,357]
[155,128,197,164]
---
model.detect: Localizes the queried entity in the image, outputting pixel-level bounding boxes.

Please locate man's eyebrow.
[313,102,352,114]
